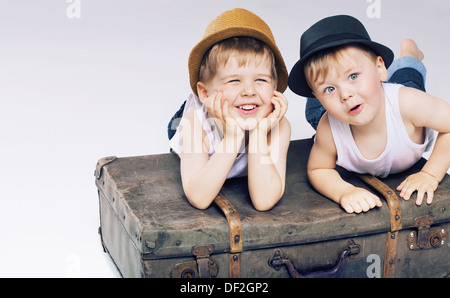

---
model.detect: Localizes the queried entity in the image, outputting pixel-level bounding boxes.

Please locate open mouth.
[238,104,258,111]
[237,104,259,114]
[349,104,363,114]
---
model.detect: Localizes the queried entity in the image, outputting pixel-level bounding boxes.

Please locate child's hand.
[223,100,245,140]
[204,91,244,141]
[340,187,382,214]
[254,91,288,136]
[397,171,439,205]
[204,91,225,131]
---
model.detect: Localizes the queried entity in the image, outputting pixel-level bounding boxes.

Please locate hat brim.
[288,39,394,98]
[189,27,288,96]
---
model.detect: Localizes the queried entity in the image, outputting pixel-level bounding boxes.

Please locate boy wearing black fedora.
[288,15,450,214]
[169,8,291,211]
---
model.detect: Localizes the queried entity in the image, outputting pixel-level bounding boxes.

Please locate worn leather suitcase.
[95,138,449,278]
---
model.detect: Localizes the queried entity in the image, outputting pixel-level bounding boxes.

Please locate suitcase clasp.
[170,244,218,278]
[192,244,216,278]
[407,215,447,250]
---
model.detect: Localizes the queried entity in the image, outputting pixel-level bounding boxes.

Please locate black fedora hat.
[288,15,394,97]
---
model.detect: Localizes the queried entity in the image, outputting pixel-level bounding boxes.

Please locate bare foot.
[400,39,424,61]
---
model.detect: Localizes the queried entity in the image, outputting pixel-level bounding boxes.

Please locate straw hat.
[188,8,288,96]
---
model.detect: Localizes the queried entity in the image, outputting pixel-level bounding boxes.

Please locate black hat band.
[301,32,368,57]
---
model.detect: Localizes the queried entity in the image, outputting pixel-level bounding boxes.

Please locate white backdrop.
[1,0,449,277]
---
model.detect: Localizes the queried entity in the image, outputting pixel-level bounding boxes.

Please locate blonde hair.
[304,43,378,88]
[198,37,277,86]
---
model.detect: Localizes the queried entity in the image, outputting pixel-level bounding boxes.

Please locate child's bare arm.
[247,92,290,211]
[307,113,382,213]
[248,117,290,211]
[179,108,243,209]
[397,87,450,205]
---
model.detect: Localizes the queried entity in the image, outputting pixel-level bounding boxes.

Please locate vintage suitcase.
[95,138,449,278]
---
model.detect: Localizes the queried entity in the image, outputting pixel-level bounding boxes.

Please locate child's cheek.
[265,103,275,116]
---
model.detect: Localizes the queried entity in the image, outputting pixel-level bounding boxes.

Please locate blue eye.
[324,86,335,94]
[349,73,358,80]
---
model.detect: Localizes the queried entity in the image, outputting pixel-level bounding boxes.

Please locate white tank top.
[328,83,435,178]
[170,94,248,179]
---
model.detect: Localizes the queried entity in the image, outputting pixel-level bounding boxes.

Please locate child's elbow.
[187,196,212,210]
[185,191,213,210]
[254,204,275,212]
[191,202,211,210]
[252,194,281,212]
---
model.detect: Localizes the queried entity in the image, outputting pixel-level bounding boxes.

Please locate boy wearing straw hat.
[169,8,291,211]
[288,15,450,214]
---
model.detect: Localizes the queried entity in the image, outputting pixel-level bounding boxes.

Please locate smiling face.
[306,46,388,127]
[197,47,277,129]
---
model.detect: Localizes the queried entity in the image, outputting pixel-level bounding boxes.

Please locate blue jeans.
[304,57,427,130]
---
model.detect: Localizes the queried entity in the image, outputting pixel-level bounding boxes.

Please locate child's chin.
[236,117,258,131]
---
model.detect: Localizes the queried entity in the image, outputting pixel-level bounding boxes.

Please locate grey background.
[1,0,449,277]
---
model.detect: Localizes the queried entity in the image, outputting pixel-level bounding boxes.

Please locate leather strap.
[384,231,398,278]
[357,174,402,278]
[214,194,243,278]
[357,174,402,232]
